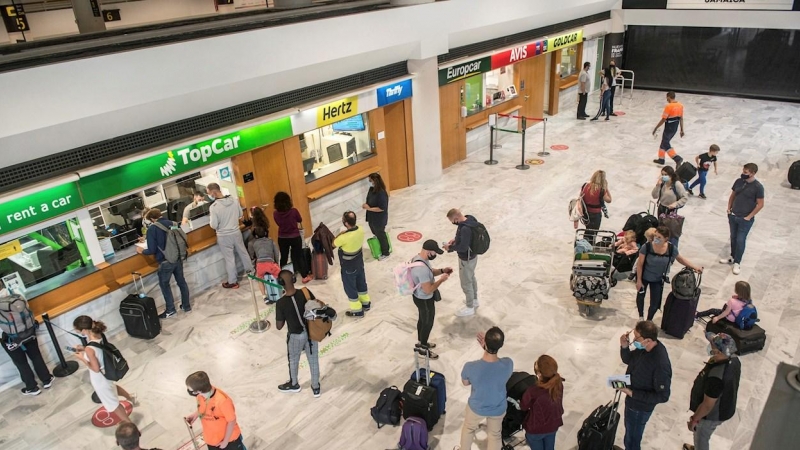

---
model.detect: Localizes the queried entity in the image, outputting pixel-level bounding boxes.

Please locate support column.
[70,0,106,34]
[408,57,443,184]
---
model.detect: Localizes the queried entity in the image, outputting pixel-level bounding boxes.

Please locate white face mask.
[706,344,715,357]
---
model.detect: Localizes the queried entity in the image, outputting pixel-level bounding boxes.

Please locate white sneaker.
[474,299,480,309]
[455,307,475,317]
[719,258,733,264]
[638,316,644,323]
[732,263,741,275]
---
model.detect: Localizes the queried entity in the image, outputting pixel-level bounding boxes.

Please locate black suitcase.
[119,272,161,339]
[577,390,621,450]
[402,350,440,431]
[705,320,766,355]
[676,161,697,183]
[789,160,800,189]
[661,291,700,339]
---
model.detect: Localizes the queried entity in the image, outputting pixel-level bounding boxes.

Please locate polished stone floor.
[1,90,798,450]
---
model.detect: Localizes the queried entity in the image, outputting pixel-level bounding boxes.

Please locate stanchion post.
[42,313,79,377]
[485,114,498,165]
[516,117,530,170]
[538,118,550,156]
[247,276,270,333]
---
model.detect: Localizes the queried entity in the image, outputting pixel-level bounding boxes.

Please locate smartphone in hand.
[65,346,77,352]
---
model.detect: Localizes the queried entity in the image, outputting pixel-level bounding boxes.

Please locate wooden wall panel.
[518,55,547,125]
[230,152,257,210]
[252,141,292,226]
[402,97,416,186]
[282,136,312,230]
[383,101,410,191]
[548,50,562,115]
[439,80,466,169]
[367,108,391,191]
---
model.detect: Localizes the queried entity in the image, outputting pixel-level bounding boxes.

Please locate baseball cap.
[705,332,738,356]
[422,240,444,254]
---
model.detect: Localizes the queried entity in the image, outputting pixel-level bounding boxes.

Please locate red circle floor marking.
[92,400,133,428]
[550,144,569,150]
[397,231,423,243]
[614,111,626,116]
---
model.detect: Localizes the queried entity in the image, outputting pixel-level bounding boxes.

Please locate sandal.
[683,444,695,450]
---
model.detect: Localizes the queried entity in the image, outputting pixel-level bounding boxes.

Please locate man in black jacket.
[684,333,740,450]
[443,208,479,317]
[617,321,672,450]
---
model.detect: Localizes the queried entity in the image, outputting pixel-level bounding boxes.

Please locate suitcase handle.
[414,349,431,387]
[131,272,145,296]
[608,389,622,430]
[185,418,202,450]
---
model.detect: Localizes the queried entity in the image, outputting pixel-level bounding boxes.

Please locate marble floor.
[1,90,799,450]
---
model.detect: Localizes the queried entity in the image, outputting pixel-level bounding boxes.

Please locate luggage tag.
[415,386,423,395]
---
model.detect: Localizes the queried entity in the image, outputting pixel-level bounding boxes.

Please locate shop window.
[0,219,91,300]
[302,113,375,183]
[463,74,485,116]
[463,67,517,116]
[560,47,579,78]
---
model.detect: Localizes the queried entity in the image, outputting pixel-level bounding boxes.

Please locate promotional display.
[0,182,83,237]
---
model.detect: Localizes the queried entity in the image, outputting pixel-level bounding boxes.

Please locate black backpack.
[467,221,491,255]
[87,335,129,381]
[370,386,402,428]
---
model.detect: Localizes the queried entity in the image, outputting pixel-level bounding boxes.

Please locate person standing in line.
[274,270,321,396]
[247,226,281,304]
[115,422,163,450]
[684,333,741,450]
[608,60,620,116]
[520,355,565,450]
[686,145,720,199]
[577,62,591,120]
[443,209,480,317]
[184,371,245,450]
[181,191,208,225]
[273,192,313,284]
[334,211,371,317]
[362,172,391,260]
[651,91,685,166]
[591,69,612,121]
[454,327,513,450]
[207,183,253,289]
[249,205,271,239]
[137,208,191,318]
[617,321,672,450]
[719,163,764,275]
[580,170,613,232]
[652,166,688,218]
[408,240,451,360]
[73,316,136,423]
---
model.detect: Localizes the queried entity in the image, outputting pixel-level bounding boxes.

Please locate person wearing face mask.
[617,321,672,450]
[684,333,740,450]
[443,208,482,317]
[184,371,244,450]
[362,172,391,260]
[635,226,703,322]
[720,163,764,275]
[333,211,371,317]
[408,240,452,360]
[520,355,565,450]
[652,166,688,218]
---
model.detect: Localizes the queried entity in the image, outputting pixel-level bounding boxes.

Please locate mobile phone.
[65,346,77,352]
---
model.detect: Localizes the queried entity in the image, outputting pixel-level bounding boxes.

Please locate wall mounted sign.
[79,118,293,204]
[438,57,492,86]
[290,89,377,135]
[316,96,359,128]
[667,0,794,9]
[89,0,101,17]
[377,79,413,107]
[102,9,121,22]
[0,182,83,237]
[545,30,584,54]
[1,5,29,33]
[0,240,21,260]
[243,172,254,183]
[491,41,548,69]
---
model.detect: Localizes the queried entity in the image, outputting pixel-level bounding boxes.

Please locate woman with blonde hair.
[521,355,565,450]
[579,170,613,233]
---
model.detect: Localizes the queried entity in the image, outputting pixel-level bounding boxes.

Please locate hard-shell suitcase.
[577,390,621,450]
[677,161,697,183]
[661,291,700,339]
[263,274,282,303]
[367,232,393,260]
[705,320,766,355]
[402,350,440,431]
[410,367,446,416]
[119,272,161,339]
[312,251,328,280]
[789,160,800,189]
[572,260,608,277]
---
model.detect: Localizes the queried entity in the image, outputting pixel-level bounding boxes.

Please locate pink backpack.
[393,261,426,296]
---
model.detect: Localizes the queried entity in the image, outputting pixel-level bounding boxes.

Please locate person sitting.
[696,281,753,325]
[615,231,639,256]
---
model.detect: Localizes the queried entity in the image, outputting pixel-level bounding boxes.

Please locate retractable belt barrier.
[246,274,273,333]
[487,115,548,170]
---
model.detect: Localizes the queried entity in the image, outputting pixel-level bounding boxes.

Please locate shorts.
[256,261,280,279]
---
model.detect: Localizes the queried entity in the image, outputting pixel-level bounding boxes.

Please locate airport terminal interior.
[0,1,798,450]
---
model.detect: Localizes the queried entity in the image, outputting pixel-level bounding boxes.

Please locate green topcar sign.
[80,117,294,204]
[438,56,492,86]
[0,182,83,237]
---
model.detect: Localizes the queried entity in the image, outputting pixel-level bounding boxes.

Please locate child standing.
[696,281,752,324]
[247,226,281,303]
[687,144,719,199]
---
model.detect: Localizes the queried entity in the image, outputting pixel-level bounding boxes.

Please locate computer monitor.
[327,143,344,163]
[331,115,365,132]
[303,157,316,174]
[187,202,211,220]
[346,138,357,157]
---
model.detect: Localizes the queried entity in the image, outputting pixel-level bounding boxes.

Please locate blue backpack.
[398,417,428,450]
[735,300,759,330]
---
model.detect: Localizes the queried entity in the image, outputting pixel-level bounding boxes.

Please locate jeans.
[278,236,309,277]
[413,295,435,345]
[623,404,653,450]
[727,214,754,264]
[459,405,504,450]
[458,257,478,308]
[594,91,611,119]
[689,170,708,195]
[577,93,588,117]
[693,418,724,450]
[287,331,319,388]
[636,280,665,321]
[525,431,557,450]
[584,211,603,243]
[609,85,616,113]
[217,233,253,284]
[157,261,190,313]
[2,337,51,390]
[368,222,390,256]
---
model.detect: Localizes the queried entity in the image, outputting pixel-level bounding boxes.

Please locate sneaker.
[687,189,694,196]
[345,310,364,317]
[673,156,684,166]
[605,117,610,121]
[278,382,301,393]
[610,112,618,116]
[415,342,437,349]
[638,316,645,322]
[21,387,41,396]
[719,258,733,265]
[43,377,54,389]
[378,254,389,261]
[590,117,599,121]
[362,302,372,312]
[455,307,475,317]
[181,306,192,314]
[302,275,313,284]
[312,386,321,398]
[222,282,239,289]
[698,194,707,199]
[130,393,139,406]
[474,299,480,309]
[653,159,665,165]
[416,348,439,360]
[158,311,177,319]
[732,263,741,275]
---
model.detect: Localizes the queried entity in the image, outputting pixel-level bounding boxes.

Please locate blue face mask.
[653,238,663,245]
[633,340,646,350]
[661,176,670,183]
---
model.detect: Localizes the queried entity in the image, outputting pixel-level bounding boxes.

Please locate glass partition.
[560,46,579,78]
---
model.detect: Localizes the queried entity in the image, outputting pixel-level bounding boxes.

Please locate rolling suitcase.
[676,161,697,183]
[661,291,700,339]
[789,160,800,189]
[312,251,328,280]
[410,363,446,415]
[577,390,621,450]
[705,320,766,355]
[263,274,282,303]
[119,272,161,339]
[367,232,393,260]
[402,350,440,431]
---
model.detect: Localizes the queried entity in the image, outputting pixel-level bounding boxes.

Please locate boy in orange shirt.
[652,91,685,166]
[185,371,244,450]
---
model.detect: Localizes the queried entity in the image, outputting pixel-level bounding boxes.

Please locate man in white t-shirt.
[409,240,451,360]
[577,62,591,120]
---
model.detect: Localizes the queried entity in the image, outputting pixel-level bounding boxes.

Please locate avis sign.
[438,57,492,86]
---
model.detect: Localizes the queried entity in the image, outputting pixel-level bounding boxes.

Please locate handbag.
[432,289,442,302]
[659,211,685,239]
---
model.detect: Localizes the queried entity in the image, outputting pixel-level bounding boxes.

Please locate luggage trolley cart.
[178,419,206,450]
[571,229,616,316]
[501,371,538,449]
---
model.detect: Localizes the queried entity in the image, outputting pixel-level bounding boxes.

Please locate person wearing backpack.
[652,166,687,218]
[580,170,613,239]
[695,281,754,327]
[408,240,452,360]
[137,208,191,319]
[275,270,321,397]
[443,209,487,317]
[73,316,136,423]
[0,283,54,396]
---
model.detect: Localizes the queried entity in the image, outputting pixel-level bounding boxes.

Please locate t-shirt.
[275,289,315,335]
[639,242,678,283]
[662,102,684,124]
[697,153,717,172]
[182,200,207,220]
[690,358,740,421]
[725,297,748,322]
[195,388,241,446]
[273,208,302,238]
[730,179,764,217]
[461,358,514,416]
[409,255,434,300]
[333,227,365,254]
[578,71,590,94]
[365,188,389,227]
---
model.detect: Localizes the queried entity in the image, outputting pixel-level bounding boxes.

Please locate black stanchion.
[516,117,530,170]
[42,313,79,378]
[485,123,499,165]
